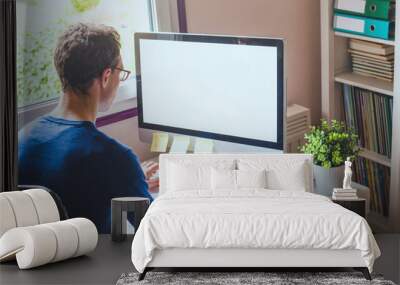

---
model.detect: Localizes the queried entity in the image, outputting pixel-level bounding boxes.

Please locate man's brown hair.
[54,23,121,95]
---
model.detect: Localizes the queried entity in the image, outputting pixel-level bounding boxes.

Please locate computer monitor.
[135,32,285,151]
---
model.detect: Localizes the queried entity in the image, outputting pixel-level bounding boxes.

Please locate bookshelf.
[321,0,400,233]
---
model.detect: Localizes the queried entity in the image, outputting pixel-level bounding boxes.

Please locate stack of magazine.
[343,84,393,158]
[353,157,390,216]
[332,188,358,200]
[348,39,394,82]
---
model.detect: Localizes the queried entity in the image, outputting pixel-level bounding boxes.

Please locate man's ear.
[100,68,113,88]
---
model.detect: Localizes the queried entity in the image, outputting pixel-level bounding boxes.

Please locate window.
[16,0,154,108]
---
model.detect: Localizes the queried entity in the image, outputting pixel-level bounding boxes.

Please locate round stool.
[111,197,150,242]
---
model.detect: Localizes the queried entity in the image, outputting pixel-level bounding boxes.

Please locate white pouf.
[0,189,98,269]
[0,218,98,269]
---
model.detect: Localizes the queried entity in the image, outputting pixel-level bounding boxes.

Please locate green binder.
[334,0,395,20]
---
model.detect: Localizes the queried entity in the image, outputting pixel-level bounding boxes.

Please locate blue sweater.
[18,115,152,233]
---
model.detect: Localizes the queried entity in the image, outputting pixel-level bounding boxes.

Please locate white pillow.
[266,166,307,191]
[211,168,236,190]
[236,169,267,189]
[167,163,209,191]
[167,160,235,191]
[211,169,268,190]
[237,159,308,191]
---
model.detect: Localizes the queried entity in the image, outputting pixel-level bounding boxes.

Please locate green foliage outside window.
[17,27,64,107]
[301,119,359,168]
[71,0,101,12]
[17,0,100,107]
[17,0,148,108]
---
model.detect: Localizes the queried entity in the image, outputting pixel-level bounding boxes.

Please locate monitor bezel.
[134,32,284,150]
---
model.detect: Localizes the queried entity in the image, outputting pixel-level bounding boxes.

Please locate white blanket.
[131,190,380,272]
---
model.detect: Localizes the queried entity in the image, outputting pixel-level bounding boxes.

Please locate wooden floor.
[0,234,399,285]
[373,234,400,283]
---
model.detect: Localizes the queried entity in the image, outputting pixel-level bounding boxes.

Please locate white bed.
[131,154,380,280]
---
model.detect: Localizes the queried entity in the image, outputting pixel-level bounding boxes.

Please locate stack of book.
[332,188,358,200]
[348,39,394,82]
[353,156,390,216]
[343,84,393,158]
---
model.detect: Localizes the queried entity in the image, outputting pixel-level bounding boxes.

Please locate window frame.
[17,0,179,129]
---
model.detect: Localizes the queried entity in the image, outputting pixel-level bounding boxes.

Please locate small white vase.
[313,164,344,197]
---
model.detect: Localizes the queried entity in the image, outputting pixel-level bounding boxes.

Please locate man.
[18,23,158,233]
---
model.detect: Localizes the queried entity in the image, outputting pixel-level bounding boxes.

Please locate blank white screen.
[140,39,278,142]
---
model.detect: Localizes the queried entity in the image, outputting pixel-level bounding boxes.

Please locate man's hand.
[141,161,159,192]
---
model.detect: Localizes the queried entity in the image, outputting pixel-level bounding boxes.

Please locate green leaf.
[300,119,358,168]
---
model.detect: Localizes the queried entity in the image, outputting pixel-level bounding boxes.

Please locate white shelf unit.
[321,0,400,233]
[359,148,391,168]
[334,31,396,46]
[334,72,394,96]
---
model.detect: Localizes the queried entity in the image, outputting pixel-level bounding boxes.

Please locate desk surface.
[0,235,133,285]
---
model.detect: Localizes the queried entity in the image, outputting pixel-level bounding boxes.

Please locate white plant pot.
[313,164,344,197]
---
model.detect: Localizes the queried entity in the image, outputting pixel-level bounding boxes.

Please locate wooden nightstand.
[332,198,366,218]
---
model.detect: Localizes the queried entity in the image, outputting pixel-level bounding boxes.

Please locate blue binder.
[333,13,394,40]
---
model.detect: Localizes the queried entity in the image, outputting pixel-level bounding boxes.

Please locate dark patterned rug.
[116,271,396,285]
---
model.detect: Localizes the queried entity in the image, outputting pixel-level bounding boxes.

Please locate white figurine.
[343,157,353,190]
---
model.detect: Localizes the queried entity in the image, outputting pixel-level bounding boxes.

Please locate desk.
[0,235,133,285]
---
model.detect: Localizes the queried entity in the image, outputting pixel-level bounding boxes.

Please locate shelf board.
[359,148,391,167]
[335,72,393,96]
[334,31,395,46]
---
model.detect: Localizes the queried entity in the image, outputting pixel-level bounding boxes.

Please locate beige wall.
[185,0,321,124]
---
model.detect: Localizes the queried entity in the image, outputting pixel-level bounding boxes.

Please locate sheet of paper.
[169,135,190,153]
[194,138,214,153]
[150,132,169,152]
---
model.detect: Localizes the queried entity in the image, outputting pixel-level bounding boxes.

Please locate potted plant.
[301,119,359,196]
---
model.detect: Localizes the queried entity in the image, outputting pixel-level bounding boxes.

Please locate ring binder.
[334,0,395,20]
[334,13,394,40]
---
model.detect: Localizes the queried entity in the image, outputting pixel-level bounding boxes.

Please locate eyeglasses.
[114,67,131,81]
